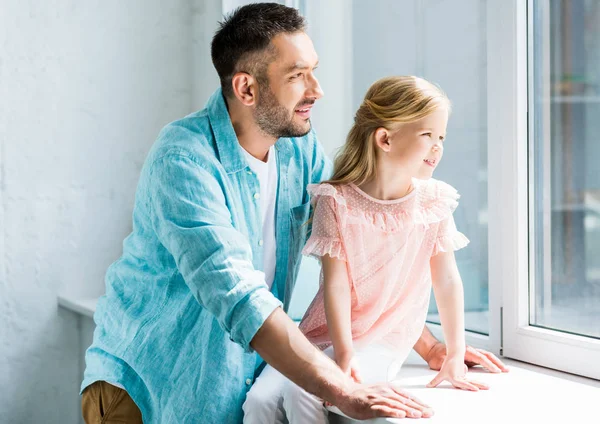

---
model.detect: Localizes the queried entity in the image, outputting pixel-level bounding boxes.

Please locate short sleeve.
[431,213,470,256]
[302,189,347,262]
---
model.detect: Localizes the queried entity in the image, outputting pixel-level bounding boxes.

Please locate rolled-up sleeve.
[148,152,281,352]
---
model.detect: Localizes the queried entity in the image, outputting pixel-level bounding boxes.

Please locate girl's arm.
[427,250,487,391]
[322,254,355,374]
[429,250,465,359]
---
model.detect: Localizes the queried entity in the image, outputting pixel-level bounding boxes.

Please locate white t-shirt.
[241,146,278,289]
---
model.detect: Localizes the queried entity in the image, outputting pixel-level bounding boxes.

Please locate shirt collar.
[207,88,247,174]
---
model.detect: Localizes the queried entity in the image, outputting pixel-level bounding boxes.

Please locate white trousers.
[242,344,410,424]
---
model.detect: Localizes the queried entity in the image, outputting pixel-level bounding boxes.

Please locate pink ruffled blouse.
[298,178,469,356]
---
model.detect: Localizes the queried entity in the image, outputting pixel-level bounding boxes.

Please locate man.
[81,3,507,423]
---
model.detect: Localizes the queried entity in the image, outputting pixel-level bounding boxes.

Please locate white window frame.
[488,0,600,380]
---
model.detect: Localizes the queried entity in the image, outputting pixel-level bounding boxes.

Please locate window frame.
[489,0,600,380]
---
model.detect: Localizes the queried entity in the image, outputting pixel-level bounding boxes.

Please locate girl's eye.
[422,133,432,137]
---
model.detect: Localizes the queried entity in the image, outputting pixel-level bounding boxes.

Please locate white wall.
[0,2,193,422]
[192,0,222,109]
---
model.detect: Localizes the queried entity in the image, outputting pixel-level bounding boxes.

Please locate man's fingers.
[399,397,435,417]
[370,388,434,418]
[385,394,428,417]
[480,350,509,372]
[372,398,424,418]
[467,350,502,373]
[339,385,435,420]
[371,405,407,419]
[476,353,501,373]
[391,386,431,409]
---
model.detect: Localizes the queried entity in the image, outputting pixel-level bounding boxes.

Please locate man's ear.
[374,127,391,153]
[231,72,257,107]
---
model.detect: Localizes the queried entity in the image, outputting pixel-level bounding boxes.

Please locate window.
[530,0,600,341]
[494,0,600,380]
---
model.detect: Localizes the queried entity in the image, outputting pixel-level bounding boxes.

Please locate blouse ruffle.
[305,179,462,233]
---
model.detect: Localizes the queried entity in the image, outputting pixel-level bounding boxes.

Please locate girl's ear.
[374,127,392,153]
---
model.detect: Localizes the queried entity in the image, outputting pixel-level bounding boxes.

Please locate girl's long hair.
[323,76,451,187]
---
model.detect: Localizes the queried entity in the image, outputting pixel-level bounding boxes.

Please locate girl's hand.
[426,355,488,391]
[324,354,363,408]
[336,354,363,383]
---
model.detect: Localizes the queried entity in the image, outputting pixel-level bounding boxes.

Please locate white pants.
[242,344,410,424]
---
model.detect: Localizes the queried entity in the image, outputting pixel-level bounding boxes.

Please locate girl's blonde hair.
[324,75,451,187]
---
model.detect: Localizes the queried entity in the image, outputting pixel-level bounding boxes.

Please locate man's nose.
[307,75,324,100]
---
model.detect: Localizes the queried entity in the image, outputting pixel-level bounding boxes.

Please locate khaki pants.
[81,381,143,423]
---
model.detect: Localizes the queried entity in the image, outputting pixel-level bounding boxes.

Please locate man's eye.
[290,73,303,80]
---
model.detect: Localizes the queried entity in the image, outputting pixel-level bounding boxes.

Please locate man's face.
[254,32,323,138]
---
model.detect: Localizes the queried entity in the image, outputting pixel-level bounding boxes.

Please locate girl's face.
[383,106,448,180]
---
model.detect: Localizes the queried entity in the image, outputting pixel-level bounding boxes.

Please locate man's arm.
[413,325,440,364]
[149,153,281,351]
[414,326,509,373]
[252,308,433,420]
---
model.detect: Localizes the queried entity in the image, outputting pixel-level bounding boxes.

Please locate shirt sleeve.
[148,153,282,353]
[431,213,470,257]
[302,193,347,262]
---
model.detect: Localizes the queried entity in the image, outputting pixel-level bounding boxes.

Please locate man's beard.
[254,85,312,138]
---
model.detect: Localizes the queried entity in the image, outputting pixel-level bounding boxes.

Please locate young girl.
[243,76,487,424]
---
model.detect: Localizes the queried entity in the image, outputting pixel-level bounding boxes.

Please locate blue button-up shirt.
[82,89,331,423]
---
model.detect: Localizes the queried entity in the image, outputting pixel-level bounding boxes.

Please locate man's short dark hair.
[211,2,306,98]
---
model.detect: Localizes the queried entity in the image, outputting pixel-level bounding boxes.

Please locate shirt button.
[253,193,260,200]
[258,239,263,246]
[245,378,252,386]
[247,170,252,175]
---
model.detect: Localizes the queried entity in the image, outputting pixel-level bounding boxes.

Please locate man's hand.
[252,309,435,421]
[334,382,434,420]
[426,342,509,373]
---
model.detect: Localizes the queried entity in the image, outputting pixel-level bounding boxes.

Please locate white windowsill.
[59,294,600,423]
[329,352,600,424]
[58,294,98,319]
